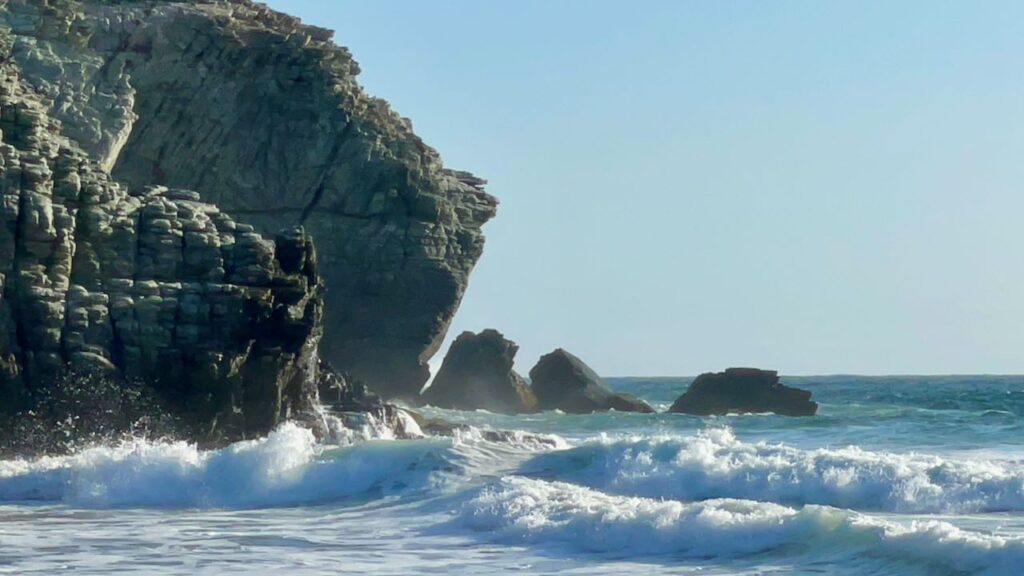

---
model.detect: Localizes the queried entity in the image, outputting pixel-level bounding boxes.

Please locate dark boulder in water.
[529,349,654,414]
[668,368,817,416]
[420,329,538,414]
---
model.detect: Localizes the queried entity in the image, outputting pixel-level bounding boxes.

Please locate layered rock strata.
[0,0,497,399]
[0,55,322,441]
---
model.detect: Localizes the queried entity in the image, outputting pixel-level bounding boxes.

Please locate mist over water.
[2,376,1024,575]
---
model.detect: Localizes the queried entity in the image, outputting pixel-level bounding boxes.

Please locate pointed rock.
[529,348,654,414]
[421,329,537,414]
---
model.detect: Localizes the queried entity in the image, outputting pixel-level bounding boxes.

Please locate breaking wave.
[521,427,1024,513]
[461,476,1024,574]
[0,423,455,508]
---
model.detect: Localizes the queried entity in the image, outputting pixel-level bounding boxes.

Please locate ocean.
[2,375,1024,575]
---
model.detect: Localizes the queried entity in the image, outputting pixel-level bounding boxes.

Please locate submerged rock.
[529,349,654,414]
[0,0,497,400]
[668,368,817,416]
[420,330,538,414]
[0,59,323,443]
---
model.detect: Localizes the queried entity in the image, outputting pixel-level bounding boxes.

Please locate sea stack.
[668,368,817,416]
[529,349,655,413]
[420,330,538,414]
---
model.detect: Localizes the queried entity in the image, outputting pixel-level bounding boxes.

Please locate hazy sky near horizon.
[264,0,1024,376]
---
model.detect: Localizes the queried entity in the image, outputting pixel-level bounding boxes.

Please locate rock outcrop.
[668,368,817,416]
[529,349,654,413]
[0,0,497,399]
[0,53,323,442]
[314,361,424,441]
[420,329,537,414]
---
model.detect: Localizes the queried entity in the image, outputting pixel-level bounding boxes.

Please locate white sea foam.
[2,376,1021,575]
[522,427,1024,513]
[462,476,1024,574]
[0,423,453,507]
[322,408,424,445]
[450,425,571,451]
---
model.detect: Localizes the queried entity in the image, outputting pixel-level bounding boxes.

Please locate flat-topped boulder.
[420,329,537,414]
[529,349,654,414]
[668,368,817,416]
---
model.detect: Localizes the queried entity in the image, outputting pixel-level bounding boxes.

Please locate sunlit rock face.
[1,0,497,399]
[529,348,655,414]
[0,50,323,442]
[421,329,538,414]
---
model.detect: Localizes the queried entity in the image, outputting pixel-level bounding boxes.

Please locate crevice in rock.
[0,0,499,401]
[299,120,352,225]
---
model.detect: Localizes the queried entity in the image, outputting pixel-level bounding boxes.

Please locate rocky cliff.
[0,43,323,442]
[0,0,497,399]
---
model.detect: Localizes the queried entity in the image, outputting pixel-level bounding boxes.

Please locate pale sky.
[264,0,1024,376]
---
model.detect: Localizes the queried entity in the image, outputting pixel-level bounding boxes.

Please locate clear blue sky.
[265,0,1024,376]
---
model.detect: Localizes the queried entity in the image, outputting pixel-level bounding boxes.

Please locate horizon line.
[605,373,1024,379]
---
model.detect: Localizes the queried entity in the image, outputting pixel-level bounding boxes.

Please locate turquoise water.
[2,376,1024,575]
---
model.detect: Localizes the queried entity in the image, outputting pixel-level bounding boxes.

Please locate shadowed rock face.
[529,349,654,414]
[421,329,537,414]
[0,56,322,442]
[0,0,497,399]
[668,368,817,417]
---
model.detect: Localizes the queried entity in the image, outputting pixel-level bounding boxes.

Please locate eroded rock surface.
[421,329,537,414]
[0,55,322,442]
[0,0,497,399]
[530,348,654,414]
[668,368,818,416]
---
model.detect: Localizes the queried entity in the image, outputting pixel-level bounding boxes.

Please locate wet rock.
[668,368,818,416]
[529,348,654,414]
[420,329,537,414]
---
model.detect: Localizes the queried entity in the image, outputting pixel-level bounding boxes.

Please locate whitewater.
[3,376,1024,575]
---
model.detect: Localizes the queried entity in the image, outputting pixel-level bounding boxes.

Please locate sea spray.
[0,419,570,509]
[3,377,1024,575]
[0,423,456,508]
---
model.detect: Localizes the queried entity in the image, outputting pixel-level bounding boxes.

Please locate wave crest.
[522,427,1024,513]
[461,476,1024,573]
[0,423,455,507]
